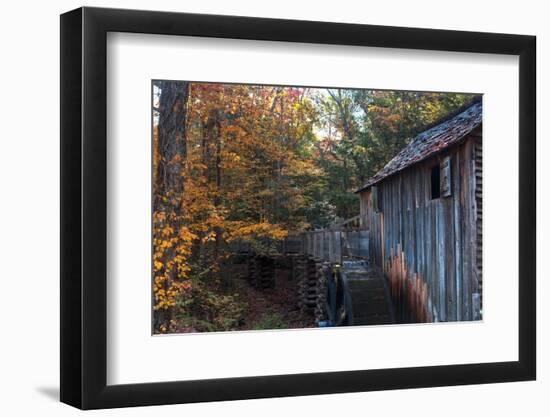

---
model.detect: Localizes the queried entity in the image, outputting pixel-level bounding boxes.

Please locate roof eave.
[354,127,481,194]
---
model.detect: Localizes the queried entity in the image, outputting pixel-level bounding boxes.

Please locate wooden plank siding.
[360,131,482,323]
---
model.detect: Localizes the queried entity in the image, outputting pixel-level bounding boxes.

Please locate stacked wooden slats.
[295,256,323,315]
[257,256,275,289]
[286,253,300,281]
[247,255,275,290]
[314,262,331,321]
[474,138,483,317]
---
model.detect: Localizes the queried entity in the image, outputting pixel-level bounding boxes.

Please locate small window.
[371,186,383,213]
[371,186,378,212]
[430,165,440,199]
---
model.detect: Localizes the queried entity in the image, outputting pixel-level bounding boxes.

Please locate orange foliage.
[152,83,318,322]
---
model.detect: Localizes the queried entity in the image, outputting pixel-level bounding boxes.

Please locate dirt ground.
[231,265,316,331]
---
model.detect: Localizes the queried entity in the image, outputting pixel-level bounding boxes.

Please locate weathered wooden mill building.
[355,100,483,323]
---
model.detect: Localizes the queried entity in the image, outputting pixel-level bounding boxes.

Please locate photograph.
[151,81,482,334]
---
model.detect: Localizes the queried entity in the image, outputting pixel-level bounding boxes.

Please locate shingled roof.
[356,100,482,193]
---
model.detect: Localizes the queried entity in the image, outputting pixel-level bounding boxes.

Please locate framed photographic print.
[60,6,536,409]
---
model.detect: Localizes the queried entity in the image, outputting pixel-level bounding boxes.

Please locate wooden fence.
[230,227,370,265]
[284,230,369,263]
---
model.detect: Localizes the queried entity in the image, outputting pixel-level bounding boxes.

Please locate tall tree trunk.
[153,80,190,331]
[155,81,189,208]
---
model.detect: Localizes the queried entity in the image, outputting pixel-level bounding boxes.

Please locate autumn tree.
[152,80,193,332]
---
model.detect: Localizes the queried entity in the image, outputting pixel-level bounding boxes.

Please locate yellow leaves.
[229,222,288,242]
[161,225,174,238]
[201,231,217,243]
[154,238,173,251]
[154,260,163,272]
[152,205,194,312]
[178,227,197,243]
[153,272,191,311]
[153,211,167,223]
[220,150,241,165]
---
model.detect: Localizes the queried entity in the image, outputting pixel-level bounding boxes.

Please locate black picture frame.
[60,6,536,410]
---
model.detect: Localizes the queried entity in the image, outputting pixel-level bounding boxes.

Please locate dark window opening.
[371,186,383,213]
[431,165,440,199]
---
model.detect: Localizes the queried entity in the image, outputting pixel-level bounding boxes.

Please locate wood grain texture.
[360,134,482,322]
